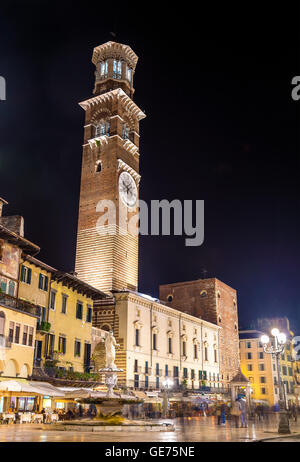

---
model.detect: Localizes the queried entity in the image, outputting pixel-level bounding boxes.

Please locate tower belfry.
[75,41,145,294]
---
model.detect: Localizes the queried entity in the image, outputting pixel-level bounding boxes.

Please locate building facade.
[159,278,240,388]
[239,329,279,406]
[0,198,40,379]
[75,41,145,293]
[93,291,221,390]
[18,256,106,375]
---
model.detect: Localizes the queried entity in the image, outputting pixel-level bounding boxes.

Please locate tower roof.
[92,41,138,69]
[230,369,249,384]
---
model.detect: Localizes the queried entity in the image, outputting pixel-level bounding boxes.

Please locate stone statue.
[105,331,120,370]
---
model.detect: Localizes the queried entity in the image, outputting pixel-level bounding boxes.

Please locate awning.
[28,381,65,397]
[0,380,43,394]
[60,388,107,399]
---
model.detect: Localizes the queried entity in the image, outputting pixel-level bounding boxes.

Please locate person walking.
[231,399,242,428]
[239,398,248,428]
[220,401,226,426]
[215,401,222,425]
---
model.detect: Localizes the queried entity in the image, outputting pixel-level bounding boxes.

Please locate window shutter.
[27,268,32,284]
[21,265,25,282]
[38,274,42,289]
[45,276,48,292]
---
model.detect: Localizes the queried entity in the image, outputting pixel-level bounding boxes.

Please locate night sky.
[1,2,299,331]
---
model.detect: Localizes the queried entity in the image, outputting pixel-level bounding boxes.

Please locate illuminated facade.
[75,41,145,294]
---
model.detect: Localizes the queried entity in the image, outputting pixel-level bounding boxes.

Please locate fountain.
[99,330,123,398]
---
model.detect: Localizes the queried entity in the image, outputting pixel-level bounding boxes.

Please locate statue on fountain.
[105,330,120,370]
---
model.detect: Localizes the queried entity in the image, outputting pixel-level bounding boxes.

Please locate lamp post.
[162,378,173,418]
[261,328,291,434]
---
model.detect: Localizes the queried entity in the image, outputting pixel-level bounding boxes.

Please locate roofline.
[160,277,237,292]
[0,224,40,256]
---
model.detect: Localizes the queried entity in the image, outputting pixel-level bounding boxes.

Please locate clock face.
[119,171,137,207]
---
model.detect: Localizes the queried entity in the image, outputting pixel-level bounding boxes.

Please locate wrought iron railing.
[0,293,41,317]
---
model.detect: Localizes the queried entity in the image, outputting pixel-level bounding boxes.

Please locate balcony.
[36,321,51,334]
[0,334,12,349]
[0,293,40,318]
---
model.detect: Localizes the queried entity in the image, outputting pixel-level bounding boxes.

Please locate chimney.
[0,197,8,217]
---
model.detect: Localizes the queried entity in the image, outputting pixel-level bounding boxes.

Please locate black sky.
[0,2,299,331]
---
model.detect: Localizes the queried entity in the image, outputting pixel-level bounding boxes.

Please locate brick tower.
[75,42,145,294]
[159,278,240,388]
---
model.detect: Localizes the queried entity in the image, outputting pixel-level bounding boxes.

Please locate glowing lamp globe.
[261,335,270,345]
[271,328,280,337]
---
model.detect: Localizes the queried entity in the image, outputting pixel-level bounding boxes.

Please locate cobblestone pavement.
[0,416,300,442]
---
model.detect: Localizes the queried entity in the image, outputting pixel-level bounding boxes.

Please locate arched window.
[100,60,108,78]
[113,59,122,79]
[122,124,130,140]
[94,120,110,138]
[95,161,102,173]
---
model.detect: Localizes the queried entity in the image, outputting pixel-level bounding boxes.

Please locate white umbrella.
[28,381,65,397]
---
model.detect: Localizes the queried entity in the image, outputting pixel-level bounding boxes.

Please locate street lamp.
[162,378,173,418]
[260,329,291,434]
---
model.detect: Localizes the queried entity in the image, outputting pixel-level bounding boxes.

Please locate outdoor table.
[2,413,15,424]
[32,414,43,424]
[19,413,32,424]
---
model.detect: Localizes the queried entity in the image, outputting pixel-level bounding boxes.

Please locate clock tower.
[75,41,145,294]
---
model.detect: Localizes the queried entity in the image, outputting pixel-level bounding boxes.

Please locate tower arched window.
[94,121,110,138]
[126,65,132,82]
[100,60,108,78]
[95,161,102,173]
[113,59,122,79]
[122,124,130,140]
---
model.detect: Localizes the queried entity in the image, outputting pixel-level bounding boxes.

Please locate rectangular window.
[86,305,92,323]
[8,321,14,342]
[74,340,81,357]
[156,376,159,388]
[50,291,56,310]
[165,364,168,377]
[28,327,33,347]
[22,325,28,345]
[15,323,20,344]
[173,366,179,378]
[282,366,287,376]
[204,347,208,361]
[247,364,253,371]
[153,333,157,350]
[247,352,252,360]
[145,375,149,389]
[145,361,148,374]
[134,374,139,388]
[20,265,31,284]
[134,359,138,373]
[191,369,195,380]
[203,371,207,380]
[260,376,266,383]
[156,363,159,375]
[182,341,186,356]
[214,349,218,363]
[194,343,198,359]
[247,342,251,349]
[259,363,265,371]
[135,329,140,346]
[59,336,66,354]
[168,337,172,354]
[61,295,67,314]
[183,368,188,378]
[258,352,264,359]
[76,302,83,320]
[38,274,48,291]
[199,370,203,380]
[261,387,266,395]
[126,66,132,82]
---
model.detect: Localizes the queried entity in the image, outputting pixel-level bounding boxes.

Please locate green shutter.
[21,265,25,282]
[45,276,48,292]
[27,268,32,284]
[38,274,42,289]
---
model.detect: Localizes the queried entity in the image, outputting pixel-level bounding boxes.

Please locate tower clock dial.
[119,171,137,207]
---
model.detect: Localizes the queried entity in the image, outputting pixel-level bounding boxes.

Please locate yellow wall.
[0,304,36,378]
[18,261,93,373]
[240,338,276,406]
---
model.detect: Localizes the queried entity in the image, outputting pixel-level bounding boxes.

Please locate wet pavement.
[0,415,300,442]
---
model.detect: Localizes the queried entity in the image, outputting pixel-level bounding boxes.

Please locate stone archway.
[3,358,20,377]
[20,363,30,378]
